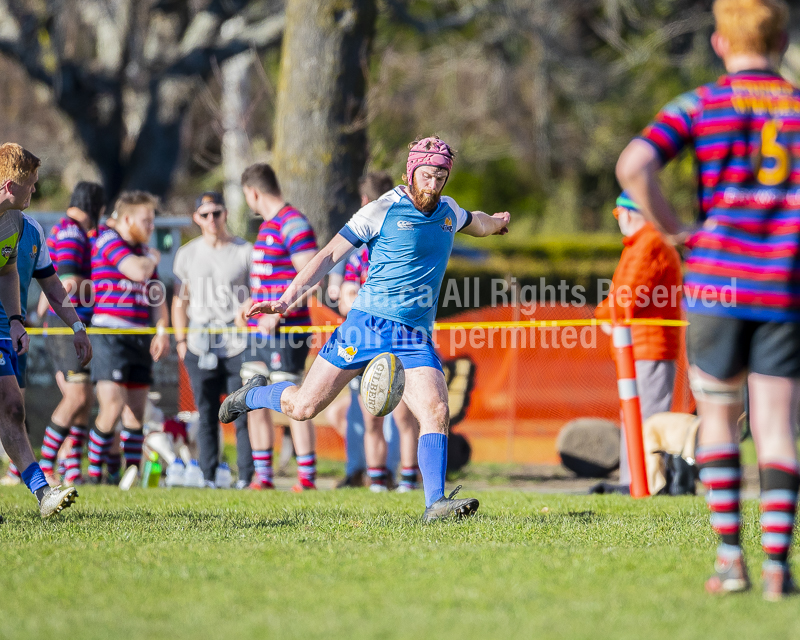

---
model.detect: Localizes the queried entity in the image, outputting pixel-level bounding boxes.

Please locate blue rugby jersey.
[338,187,472,334]
[0,214,55,340]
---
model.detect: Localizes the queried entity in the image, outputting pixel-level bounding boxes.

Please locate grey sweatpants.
[619,359,676,486]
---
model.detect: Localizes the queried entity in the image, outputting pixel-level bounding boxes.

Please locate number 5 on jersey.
[756,119,790,186]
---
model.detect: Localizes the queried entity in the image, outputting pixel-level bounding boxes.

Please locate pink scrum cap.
[406,137,454,184]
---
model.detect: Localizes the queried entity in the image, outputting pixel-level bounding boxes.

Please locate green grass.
[1,487,799,640]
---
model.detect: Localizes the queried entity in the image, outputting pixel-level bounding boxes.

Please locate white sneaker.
[369,483,388,493]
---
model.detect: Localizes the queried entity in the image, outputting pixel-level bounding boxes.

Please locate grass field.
[2,484,799,640]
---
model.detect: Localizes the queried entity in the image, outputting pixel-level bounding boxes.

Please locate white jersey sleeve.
[340,188,402,246]
[441,196,473,231]
[24,214,53,270]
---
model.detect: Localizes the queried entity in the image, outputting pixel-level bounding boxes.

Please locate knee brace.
[689,372,744,404]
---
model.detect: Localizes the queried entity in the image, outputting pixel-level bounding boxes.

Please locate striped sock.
[367,466,389,488]
[7,461,19,478]
[400,466,419,490]
[697,443,742,550]
[120,429,145,470]
[297,453,316,489]
[39,424,69,475]
[760,461,800,564]
[87,428,113,480]
[253,449,274,486]
[63,425,88,484]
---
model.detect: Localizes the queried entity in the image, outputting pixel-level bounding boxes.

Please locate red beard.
[408,185,440,212]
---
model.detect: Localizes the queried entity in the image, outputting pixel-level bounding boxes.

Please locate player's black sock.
[697,444,741,549]
[760,461,800,564]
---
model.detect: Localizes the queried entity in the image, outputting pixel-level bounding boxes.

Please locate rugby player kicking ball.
[221,136,509,521]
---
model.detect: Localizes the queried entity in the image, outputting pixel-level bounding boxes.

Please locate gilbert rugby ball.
[360,353,405,417]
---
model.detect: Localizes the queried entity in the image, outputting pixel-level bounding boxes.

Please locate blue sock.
[245,381,295,413]
[418,433,448,507]
[21,462,49,495]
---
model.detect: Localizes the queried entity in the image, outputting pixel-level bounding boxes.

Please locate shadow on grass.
[59,510,305,530]
[522,510,598,525]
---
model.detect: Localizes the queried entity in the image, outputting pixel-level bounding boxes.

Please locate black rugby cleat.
[219,375,268,423]
[422,485,479,523]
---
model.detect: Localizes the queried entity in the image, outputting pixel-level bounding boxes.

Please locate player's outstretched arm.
[247,233,356,318]
[616,139,688,243]
[460,211,510,237]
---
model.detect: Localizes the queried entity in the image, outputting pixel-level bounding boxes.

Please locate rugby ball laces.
[361,352,405,417]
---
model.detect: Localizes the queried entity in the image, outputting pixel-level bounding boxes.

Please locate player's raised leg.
[220,355,359,426]
[402,366,478,522]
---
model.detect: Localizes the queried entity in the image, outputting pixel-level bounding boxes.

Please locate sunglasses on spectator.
[197,209,224,219]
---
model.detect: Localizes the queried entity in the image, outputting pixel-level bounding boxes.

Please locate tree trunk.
[272,0,376,245]
[221,51,253,238]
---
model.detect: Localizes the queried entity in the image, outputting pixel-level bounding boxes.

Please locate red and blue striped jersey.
[249,205,317,329]
[344,246,369,285]
[640,70,800,321]
[91,226,157,326]
[46,217,94,322]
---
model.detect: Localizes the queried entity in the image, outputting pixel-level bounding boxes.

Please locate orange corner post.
[611,316,649,498]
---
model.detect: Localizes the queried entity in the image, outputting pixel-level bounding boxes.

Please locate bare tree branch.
[382,0,489,34]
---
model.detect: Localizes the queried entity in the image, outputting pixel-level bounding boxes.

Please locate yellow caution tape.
[24,317,688,336]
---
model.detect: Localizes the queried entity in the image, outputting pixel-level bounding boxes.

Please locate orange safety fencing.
[178,301,695,464]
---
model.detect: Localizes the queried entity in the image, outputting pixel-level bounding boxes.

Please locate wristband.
[71,321,87,333]
[8,314,23,325]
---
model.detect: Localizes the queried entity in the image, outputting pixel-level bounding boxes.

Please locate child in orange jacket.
[595,192,683,491]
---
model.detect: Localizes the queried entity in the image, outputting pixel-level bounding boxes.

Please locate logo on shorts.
[1,246,11,258]
[0,352,5,366]
[337,345,358,363]
[441,216,453,233]
[270,351,282,370]
[397,220,414,231]
[112,369,123,381]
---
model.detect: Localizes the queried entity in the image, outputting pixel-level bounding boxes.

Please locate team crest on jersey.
[397,220,414,231]
[270,351,282,370]
[337,345,358,363]
[30,245,38,259]
[441,216,453,232]
[1,246,11,258]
